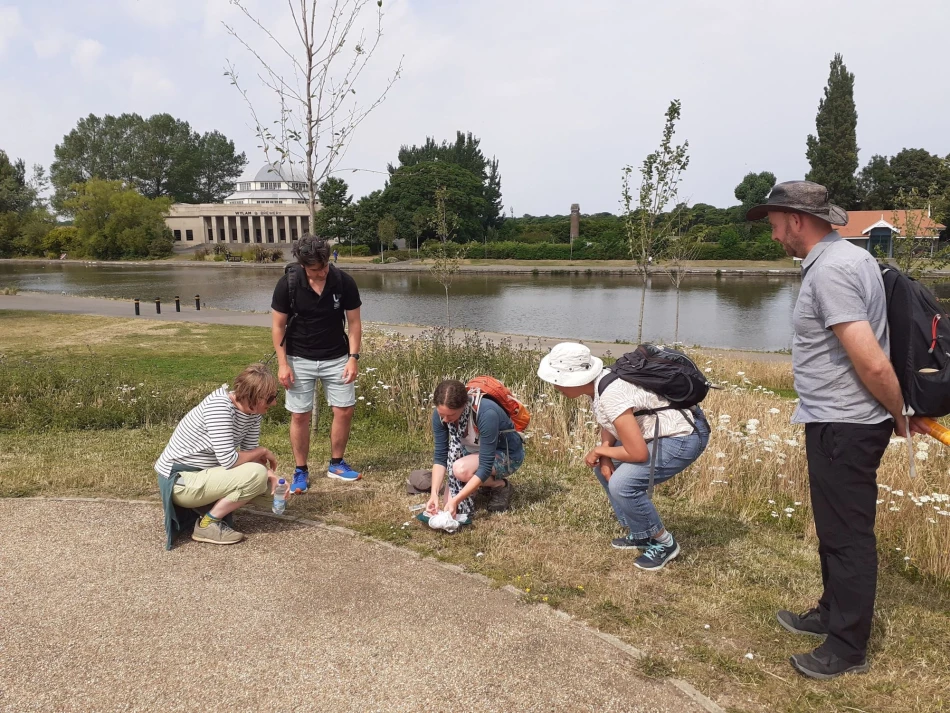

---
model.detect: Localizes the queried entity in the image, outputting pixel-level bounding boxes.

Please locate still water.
[0,262,802,350]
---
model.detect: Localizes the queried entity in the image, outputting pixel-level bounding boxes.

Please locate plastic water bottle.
[272,478,289,515]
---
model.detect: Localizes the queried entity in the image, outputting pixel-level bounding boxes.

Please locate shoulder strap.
[280,266,302,348]
[596,372,618,396]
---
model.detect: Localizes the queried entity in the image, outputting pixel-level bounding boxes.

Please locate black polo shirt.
[271,265,362,361]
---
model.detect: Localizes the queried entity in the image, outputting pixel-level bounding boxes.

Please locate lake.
[0,262,803,350]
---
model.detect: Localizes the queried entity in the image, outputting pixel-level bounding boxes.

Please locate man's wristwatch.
[348,353,360,361]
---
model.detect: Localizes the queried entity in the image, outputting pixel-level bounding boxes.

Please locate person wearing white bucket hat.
[538,343,710,571]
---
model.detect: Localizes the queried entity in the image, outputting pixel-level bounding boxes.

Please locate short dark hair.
[292,234,330,267]
[433,379,468,409]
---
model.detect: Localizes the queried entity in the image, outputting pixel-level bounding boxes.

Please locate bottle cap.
[278,478,286,484]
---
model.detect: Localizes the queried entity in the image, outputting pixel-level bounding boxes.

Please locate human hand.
[266,469,289,498]
[599,456,615,481]
[425,494,440,516]
[584,449,600,468]
[444,498,458,517]
[909,416,931,437]
[342,358,358,385]
[278,363,294,389]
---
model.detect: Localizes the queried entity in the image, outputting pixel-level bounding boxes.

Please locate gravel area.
[0,499,707,713]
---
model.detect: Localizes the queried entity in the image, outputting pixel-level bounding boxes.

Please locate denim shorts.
[285,354,356,412]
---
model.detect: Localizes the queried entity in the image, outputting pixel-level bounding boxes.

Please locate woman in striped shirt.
[155,364,281,545]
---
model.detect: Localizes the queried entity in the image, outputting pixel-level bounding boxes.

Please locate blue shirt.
[431,399,524,482]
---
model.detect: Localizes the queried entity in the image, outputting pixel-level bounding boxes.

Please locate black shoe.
[776,608,827,637]
[611,534,651,550]
[485,480,513,513]
[790,648,869,680]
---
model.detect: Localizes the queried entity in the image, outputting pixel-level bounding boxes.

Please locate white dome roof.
[250,163,310,183]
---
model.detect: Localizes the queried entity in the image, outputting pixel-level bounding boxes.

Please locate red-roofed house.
[835,209,946,258]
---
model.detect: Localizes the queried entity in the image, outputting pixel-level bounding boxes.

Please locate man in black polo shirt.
[272,235,363,492]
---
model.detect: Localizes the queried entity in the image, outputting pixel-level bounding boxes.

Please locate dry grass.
[2,312,949,713]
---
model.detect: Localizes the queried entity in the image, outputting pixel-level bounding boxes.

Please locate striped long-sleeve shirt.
[154,386,262,478]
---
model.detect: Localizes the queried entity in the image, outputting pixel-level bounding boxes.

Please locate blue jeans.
[593,412,710,540]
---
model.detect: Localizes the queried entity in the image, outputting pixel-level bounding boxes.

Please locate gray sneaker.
[192,518,244,545]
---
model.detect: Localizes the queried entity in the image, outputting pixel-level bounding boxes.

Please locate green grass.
[1,311,949,713]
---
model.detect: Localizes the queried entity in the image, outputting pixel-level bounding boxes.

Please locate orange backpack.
[466,376,531,433]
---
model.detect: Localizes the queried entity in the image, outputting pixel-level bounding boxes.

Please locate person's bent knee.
[291,411,312,424]
[226,463,269,502]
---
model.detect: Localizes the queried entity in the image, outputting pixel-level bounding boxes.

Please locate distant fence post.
[195,295,201,311]
[155,298,161,314]
[175,295,181,312]
[134,298,139,316]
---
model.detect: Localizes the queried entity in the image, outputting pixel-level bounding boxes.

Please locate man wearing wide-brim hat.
[747,180,924,679]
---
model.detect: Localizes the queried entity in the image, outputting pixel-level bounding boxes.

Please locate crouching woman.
[426,379,525,521]
[155,364,282,547]
[537,343,710,570]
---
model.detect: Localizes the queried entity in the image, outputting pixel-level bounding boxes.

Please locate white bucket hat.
[537,342,604,387]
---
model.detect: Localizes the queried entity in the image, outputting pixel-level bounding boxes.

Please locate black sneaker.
[790,647,869,680]
[633,535,680,571]
[611,534,651,550]
[486,479,513,513]
[776,608,827,638]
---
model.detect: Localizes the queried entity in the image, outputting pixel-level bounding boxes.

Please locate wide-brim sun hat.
[746,180,848,225]
[537,342,604,387]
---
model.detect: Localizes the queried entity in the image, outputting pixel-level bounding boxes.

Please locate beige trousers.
[171,462,269,509]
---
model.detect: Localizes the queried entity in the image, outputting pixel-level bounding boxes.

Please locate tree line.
[804,53,950,222]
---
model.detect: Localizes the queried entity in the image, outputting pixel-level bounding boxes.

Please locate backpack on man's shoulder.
[880,265,950,417]
[466,376,531,432]
[596,343,712,410]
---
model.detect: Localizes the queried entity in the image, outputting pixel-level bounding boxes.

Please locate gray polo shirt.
[792,231,890,424]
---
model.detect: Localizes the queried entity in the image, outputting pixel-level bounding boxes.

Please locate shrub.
[192,246,211,261]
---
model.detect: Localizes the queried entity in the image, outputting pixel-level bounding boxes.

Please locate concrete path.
[0,292,791,363]
[0,499,714,713]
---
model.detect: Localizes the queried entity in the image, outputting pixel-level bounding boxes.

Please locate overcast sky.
[1,0,948,215]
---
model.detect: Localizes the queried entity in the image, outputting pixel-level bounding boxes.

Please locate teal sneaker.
[327,459,361,481]
[633,536,681,571]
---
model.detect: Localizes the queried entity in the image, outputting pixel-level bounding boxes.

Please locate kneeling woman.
[537,343,710,570]
[155,363,283,547]
[427,379,525,520]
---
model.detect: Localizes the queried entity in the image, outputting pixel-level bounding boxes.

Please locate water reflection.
[0,262,801,350]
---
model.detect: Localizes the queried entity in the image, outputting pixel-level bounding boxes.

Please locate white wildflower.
[769,408,781,415]
[784,439,799,447]
[915,451,929,461]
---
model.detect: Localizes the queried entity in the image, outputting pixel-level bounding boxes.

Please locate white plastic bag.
[428,510,460,532]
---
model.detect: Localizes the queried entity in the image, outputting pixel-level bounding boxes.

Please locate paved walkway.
[0,499,715,713]
[0,292,791,363]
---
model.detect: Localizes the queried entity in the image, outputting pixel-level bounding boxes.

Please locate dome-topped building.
[225,165,316,205]
[165,163,316,250]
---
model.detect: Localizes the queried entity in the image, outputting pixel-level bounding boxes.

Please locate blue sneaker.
[291,468,309,494]
[633,535,680,571]
[327,459,362,481]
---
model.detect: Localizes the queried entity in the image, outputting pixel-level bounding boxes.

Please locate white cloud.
[118,56,176,100]
[120,0,187,28]
[71,38,104,74]
[33,28,73,59]
[0,5,23,54]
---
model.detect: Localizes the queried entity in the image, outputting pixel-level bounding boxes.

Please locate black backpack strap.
[596,372,619,396]
[280,265,301,348]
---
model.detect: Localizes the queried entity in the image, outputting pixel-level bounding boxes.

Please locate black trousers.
[804,420,891,663]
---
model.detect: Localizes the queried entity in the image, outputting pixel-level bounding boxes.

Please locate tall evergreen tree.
[805,54,860,208]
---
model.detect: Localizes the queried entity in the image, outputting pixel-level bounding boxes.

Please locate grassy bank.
[1,312,948,713]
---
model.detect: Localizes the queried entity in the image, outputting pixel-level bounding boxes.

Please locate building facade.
[835,209,945,257]
[165,165,317,247]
